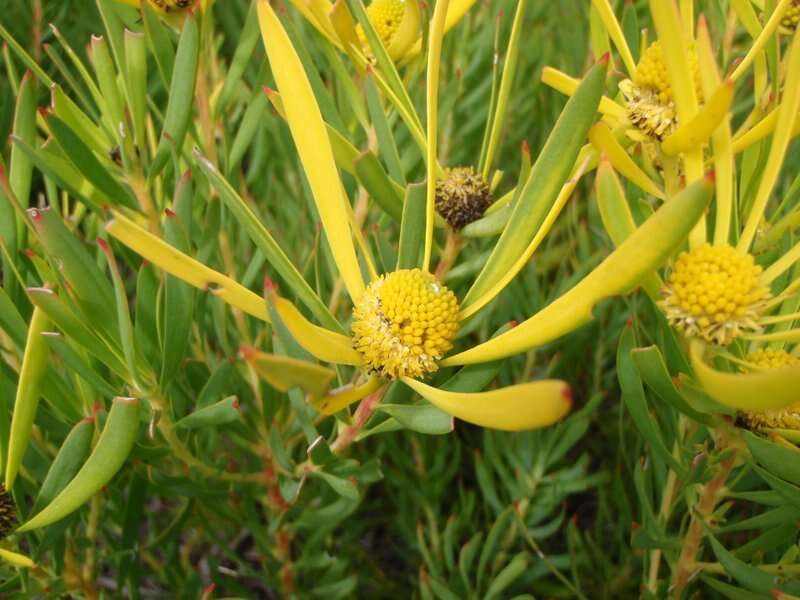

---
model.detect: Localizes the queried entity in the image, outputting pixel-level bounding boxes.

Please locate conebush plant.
[0,0,799,597]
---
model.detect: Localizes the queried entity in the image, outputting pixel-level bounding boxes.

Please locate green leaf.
[396,182,426,269]
[31,417,94,515]
[745,431,800,486]
[174,397,241,430]
[310,470,359,500]
[18,396,141,532]
[150,12,199,178]
[617,327,686,476]
[463,58,608,308]
[4,306,50,489]
[195,152,342,333]
[354,151,404,222]
[632,345,711,424]
[378,404,453,435]
[709,532,800,595]
[45,114,136,208]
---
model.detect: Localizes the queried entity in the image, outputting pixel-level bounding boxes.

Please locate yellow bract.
[352,269,459,379]
[740,349,800,430]
[660,244,770,345]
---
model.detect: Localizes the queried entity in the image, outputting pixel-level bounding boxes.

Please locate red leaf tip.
[599,51,610,65]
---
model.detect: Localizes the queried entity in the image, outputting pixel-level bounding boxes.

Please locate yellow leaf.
[541,67,627,120]
[690,341,800,410]
[696,19,735,246]
[591,0,636,74]
[422,0,450,271]
[404,0,478,61]
[739,26,800,251]
[443,175,713,366]
[313,377,382,414]
[730,0,795,82]
[660,80,734,156]
[401,377,572,431]
[588,122,665,198]
[257,1,365,301]
[0,548,35,568]
[242,347,336,397]
[268,291,363,366]
[106,212,269,322]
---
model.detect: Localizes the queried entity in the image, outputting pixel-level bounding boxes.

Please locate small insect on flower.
[660,244,771,346]
[435,167,493,230]
[738,349,800,430]
[0,485,17,540]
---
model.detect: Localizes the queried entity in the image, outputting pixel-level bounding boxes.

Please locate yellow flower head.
[356,0,420,60]
[781,0,800,32]
[365,0,405,46]
[435,167,493,230]
[740,349,800,430]
[351,269,460,379]
[620,42,702,140]
[660,244,771,345]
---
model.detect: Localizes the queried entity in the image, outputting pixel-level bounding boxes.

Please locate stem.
[151,397,264,483]
[329,385,387,454]
[647,417,686,593]
[434,230,462,279]
[670,429,740,596]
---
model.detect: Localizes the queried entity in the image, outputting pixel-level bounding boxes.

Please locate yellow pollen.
[351,269,459,379]
[781,1,800,31]
[659,244,771,345]
[740,349,800,431]
[358,0,406,51]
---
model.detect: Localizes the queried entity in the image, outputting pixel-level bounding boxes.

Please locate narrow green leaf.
[4,307,50,489]
[463,58,608,307]
[396,182,426,270]
[150,13,199,178]
[18,396,141,532]
[195,152,342,332]
[31,417,94,515]
[174,397,241,430]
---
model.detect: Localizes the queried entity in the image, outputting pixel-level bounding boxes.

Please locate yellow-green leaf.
[257,1,364,301]
[401,377,572,431]
[690,341,800,410]
[267,291,363,366]
[313,377,382,415]
[105,211,269,322]
[444,175,713,366]
[242,347,336,397]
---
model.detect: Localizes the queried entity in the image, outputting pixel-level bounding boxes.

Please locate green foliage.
[0,0,799,598]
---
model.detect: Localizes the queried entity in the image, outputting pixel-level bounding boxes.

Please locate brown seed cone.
[435,167,493,230]
[0,484,17,540]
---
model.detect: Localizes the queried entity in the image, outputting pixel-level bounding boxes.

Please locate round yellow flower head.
[356,0,420,61]
[740,349,800,430]
[660,244,771,345]
[781,0,800,31]
[622,42,702,140]
[352,269,460,379]
[435,167,493,230]
[366,0,405,47]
